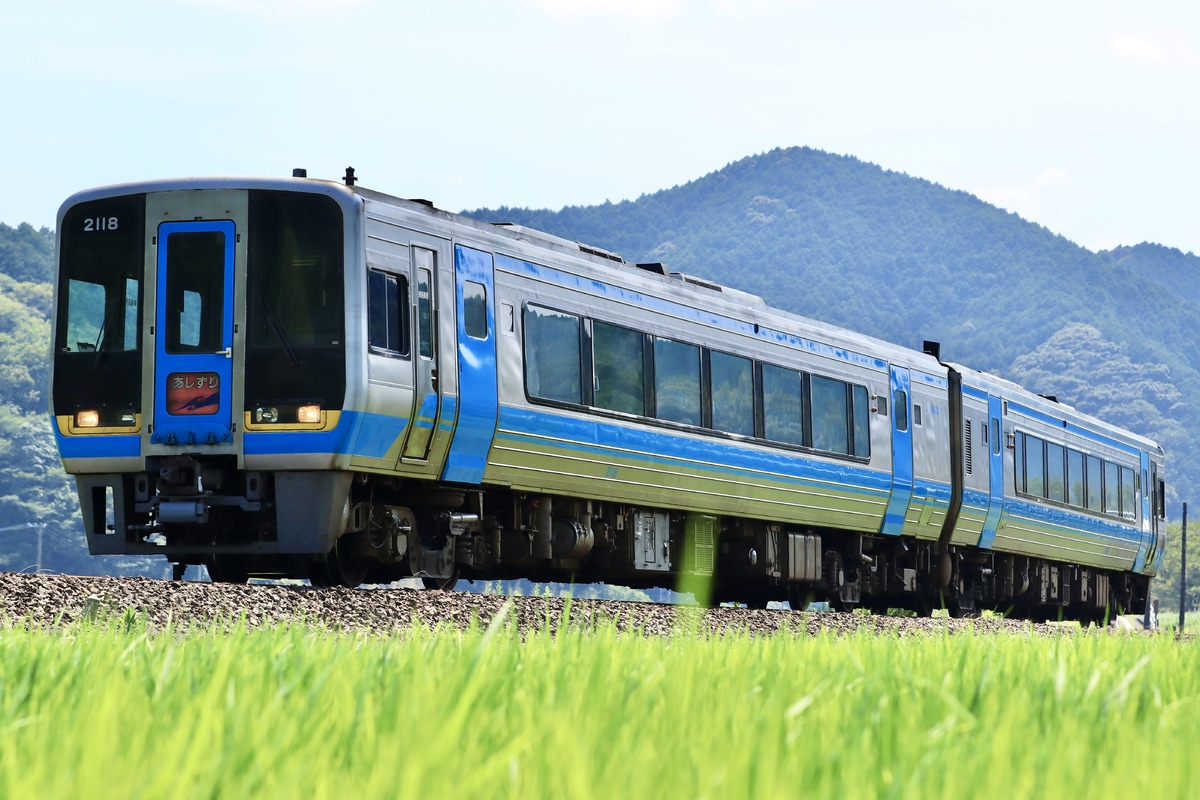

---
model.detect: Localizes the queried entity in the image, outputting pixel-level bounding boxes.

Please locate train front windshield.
[54,188,347,427]
[54,196,147,424]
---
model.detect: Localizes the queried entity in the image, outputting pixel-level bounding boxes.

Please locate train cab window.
[912,404,923,426]
[64,280,107,352]
[1085,454,1103,512]
[1103,460,1120,516]
[247,191,344,349]
[593,321,645,415]
[710,351,754,436]
[1120,466,1136,520]
[1067,449,1085,507]
[463,281,488,340]
[1158,478,1167,520]
[367,270,410,357]
[524,306,582,404]
[57,195,145,355]
[1046,442,1065,503]
[653,338,701,425]
[893,390,908,432]
[762,363,803,445]
[853,385,871,458]
[164,231,225,354]
[811,375,849,454]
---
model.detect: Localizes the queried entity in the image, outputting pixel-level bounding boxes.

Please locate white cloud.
[710,0,810,14]
[1108,28,1197,67]
[516,0,682,21]
[185,0,371,18]
[974,168,1071,231]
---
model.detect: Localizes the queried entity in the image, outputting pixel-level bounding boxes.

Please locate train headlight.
[297,403,322,424]
[76,409,100,428]
[255,406,279,424]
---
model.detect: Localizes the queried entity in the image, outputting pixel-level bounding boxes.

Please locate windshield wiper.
[252,269,303,367]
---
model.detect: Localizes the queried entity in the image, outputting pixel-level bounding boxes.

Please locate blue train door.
[977,395,1005,549]
[880,366,914,535]
[151,221,236,446]
[441,244,498,484]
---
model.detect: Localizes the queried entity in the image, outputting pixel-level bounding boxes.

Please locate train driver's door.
[400,246,439,461]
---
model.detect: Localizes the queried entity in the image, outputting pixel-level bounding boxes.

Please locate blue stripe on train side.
[495,405,893,497]
[349,412,409,460]
[54,431,141,460]
[997,496,1141,565]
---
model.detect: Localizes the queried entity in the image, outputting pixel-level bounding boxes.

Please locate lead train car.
[52,172,1166,618]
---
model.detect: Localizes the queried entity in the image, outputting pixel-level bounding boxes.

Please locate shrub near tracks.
[0,607,1194,798]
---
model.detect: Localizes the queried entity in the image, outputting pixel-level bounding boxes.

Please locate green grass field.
[1,607,1196,798]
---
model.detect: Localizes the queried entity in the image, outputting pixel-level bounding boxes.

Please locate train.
[51,168,1166,619]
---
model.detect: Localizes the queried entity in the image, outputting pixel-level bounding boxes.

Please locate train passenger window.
[710,351,754,436]
[1103,461,1120,516]
[1120,466,1136,520]
[990,418,1001,456]
[853,385,871,458]
[1085,455,1103,512]
[811,375,849,454]
[1023,434,1045,498]
[653,338,700,425]
[524,306,581,404]
[593,321,645,415]
[893,390,908,432]
[1046,443,1065,503]
[463,281,488,339]
[1067,449,1085,507]
[762,364,803,445]
[367,270,410,356]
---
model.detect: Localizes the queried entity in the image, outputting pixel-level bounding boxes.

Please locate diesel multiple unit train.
[51,170,1166,619]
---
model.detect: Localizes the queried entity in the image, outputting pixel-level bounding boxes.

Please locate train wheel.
[787,586,816,612]
[206,555,250,584]
[421,571,459,591]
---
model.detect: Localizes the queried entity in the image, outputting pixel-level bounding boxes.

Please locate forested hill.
[466,147,1199,514]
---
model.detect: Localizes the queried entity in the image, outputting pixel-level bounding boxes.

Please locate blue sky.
[3,0,1197,254]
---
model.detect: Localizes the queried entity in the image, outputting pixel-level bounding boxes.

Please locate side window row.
[524,305,871,458]
[1016,431,1136,520]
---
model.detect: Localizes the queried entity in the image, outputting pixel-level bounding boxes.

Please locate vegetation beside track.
[0,602,1192,798]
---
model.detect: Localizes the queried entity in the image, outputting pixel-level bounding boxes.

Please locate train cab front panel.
[52,180,364,564]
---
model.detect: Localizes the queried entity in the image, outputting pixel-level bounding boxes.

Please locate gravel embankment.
[0,571,1115,637]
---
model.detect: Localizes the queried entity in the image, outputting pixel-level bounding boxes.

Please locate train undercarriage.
[80,457,1150,622]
